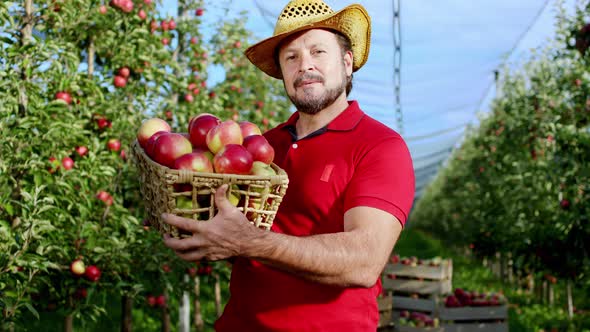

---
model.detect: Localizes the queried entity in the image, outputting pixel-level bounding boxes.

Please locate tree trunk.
[194,277,205,332]
[64,315,73,332]
[179,274,190,332]
[526,273,534,294]
[567,280,574,319]
[88,36,95,78]
[542,280,548,304]
[121,295,133,332]
[161,290,171,332]
[548,284,554,306]
[214,273,222,317]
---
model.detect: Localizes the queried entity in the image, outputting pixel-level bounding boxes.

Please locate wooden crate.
[439,305,508,332]
[378,295,394,329]
[396,327,445,332]
[382,259,453,296]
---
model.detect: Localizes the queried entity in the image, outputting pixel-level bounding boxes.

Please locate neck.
[295,94,349,138]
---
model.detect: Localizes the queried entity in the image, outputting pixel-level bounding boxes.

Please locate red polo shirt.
[215,101,415,331]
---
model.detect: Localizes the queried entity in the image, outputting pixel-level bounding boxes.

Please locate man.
[162,0,415,330]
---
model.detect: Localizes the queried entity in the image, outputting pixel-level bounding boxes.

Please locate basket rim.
[132,139,289,182]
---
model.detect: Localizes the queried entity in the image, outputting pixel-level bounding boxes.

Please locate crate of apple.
[132,114,289,237]
[396,310,443,331]
[439,288,508,332]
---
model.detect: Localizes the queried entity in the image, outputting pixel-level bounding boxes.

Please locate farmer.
[162,0,415,330]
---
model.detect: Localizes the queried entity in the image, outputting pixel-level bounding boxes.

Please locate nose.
[297,52,314,73]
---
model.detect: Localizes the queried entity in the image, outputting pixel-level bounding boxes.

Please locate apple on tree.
[85,265,101,282]
[137,118,172,149]
[54,91,72,105]
[70,259,86,276]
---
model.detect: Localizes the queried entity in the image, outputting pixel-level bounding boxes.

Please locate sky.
[158,0,579,196]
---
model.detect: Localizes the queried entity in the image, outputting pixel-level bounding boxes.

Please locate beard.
[286,69,348,115]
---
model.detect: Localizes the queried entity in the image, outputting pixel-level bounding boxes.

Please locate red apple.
[70,259,86,276]
[213,144,253,175]
[243,135,274,165]
[85,265,101,282]
[62,157,74,170]
[114,75,127,88]
[195,8,204,16]
[138,9,147,20]
[188,113,220,149]
[137,118,171,148]
[55,91,72,104]
[168,19,176,30]
[156,294,166,307]
[99,5,107,14]
[239,121,262,138]
[75,146,88,157]
[147,295,156,307]
[206,120,242,154]
[174,149,214,173]
[74,287,88,299]
[145,131,170,158]
[107,138,121,152]
[118,66,130,78]
[152,133,193,168]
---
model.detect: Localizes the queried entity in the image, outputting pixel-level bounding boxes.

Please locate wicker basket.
[131,140,289,237]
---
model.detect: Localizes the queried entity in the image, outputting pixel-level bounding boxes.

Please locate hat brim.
[245,4,371,79]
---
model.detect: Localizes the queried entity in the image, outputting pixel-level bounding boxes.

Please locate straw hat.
[245,0,371,79]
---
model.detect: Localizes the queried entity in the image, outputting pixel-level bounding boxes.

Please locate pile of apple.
[136,113,276,177]
[398,310,439,328]
[444,288,506,307]
[390,254,444,267]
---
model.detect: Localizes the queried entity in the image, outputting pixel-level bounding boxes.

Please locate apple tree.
[0,0,290,330]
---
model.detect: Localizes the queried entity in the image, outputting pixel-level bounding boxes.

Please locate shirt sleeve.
[343,136,415,226]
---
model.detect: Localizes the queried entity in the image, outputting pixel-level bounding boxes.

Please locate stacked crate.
[381,256,453,331]
[377,294,395,330]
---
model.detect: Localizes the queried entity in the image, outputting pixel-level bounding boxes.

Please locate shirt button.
[292,143,298,149]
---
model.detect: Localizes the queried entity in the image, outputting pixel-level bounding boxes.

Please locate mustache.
[294,74,324,88]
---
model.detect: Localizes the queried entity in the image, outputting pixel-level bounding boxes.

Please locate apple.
[239,121,262,138]
[75,146,88,157]
[138,9,146,20]
[74,287,88,299]
[114,75,127,88]
[85,265,101,282]
[560,199,570,210]
[55,91,72,104]
[118,67,130,78]
[99,5,107,14]
[107,138,121,152]
[206,120,243,154]
[156,294,166,307]
[195,8,204,16]
[250,161,276,176]
[174,149,214,173]
[213,144,253,175]
[137,118,171,149]
[146,295,156,307]
[70,259,86,276]
[188,113,220,150]
[152,133,193,168]
[145,131,170,158]
[61,157,74,170]
[168,19,176,30]
[243,135,274,165]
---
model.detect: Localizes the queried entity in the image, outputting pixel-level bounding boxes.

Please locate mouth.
[294,75,323,88]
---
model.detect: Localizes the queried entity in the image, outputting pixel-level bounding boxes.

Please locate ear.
[344,50,353,76]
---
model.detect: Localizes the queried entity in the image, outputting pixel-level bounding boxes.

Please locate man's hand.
[162,184,259,261]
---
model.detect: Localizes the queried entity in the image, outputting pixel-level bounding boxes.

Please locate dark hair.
[274,29,354,96]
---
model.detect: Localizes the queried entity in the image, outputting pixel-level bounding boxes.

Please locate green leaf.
[24,302,39,319]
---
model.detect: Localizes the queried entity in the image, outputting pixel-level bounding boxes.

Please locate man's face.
[278,29,353,115]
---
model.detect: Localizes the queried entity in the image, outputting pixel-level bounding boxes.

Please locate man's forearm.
[244,230,374,287]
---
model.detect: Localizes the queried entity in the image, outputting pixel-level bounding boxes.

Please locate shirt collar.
[278,100,365,133]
